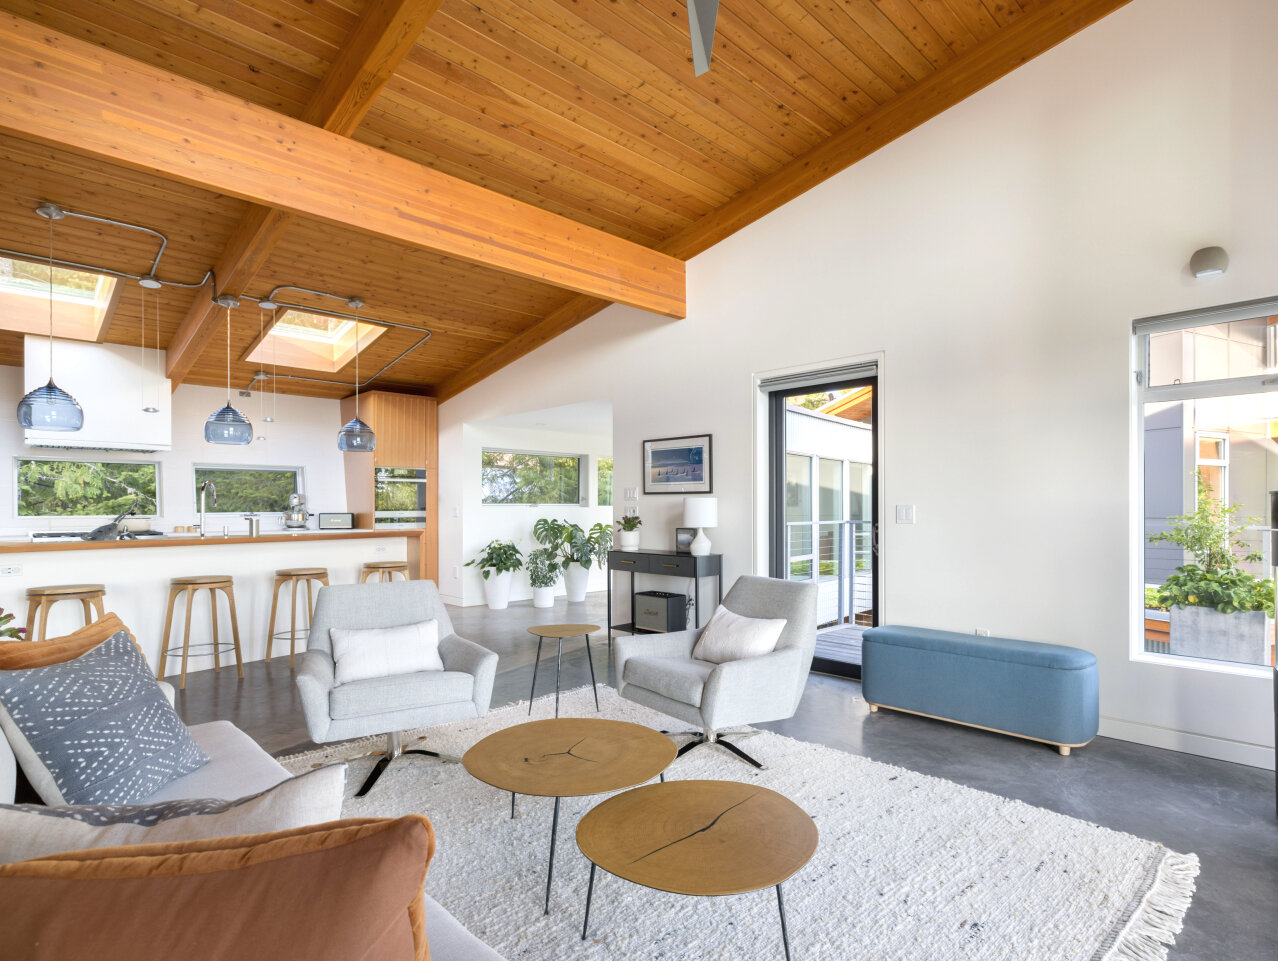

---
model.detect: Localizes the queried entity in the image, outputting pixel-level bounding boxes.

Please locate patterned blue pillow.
[0,631,209,804]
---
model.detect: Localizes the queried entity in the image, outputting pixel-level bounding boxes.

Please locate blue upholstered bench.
[861,626,1099,755]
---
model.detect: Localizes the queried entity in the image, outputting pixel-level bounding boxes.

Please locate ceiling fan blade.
[687,0,719,77]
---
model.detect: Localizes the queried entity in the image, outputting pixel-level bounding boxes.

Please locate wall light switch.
[452,565,460,579]
[624,487,638,500]
[451,506,460,518]
[895,505,915,524]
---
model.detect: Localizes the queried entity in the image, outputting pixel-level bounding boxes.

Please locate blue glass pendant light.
[337,297,376,452]
[17,204,83,432]
[204,298,252,445]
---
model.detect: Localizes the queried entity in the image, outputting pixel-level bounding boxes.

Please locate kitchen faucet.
[199,480,216,538]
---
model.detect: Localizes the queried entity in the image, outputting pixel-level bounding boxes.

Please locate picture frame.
[675,527,696,553]
[642,434,713,495]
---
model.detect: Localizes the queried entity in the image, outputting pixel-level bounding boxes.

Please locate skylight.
[0,256,118,341]
[244,308,386,373]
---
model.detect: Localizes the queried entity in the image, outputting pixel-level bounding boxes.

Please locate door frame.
[767,375,879,679]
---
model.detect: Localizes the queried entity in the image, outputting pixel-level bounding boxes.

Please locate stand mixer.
[282,492,311,529]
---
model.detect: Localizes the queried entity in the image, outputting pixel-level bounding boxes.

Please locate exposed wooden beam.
[662,0,1136,260]
[168,0,444,385]
[0,13,687,344]
[435,0,1130,403]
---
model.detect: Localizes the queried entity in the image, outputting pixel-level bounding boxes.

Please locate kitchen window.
[17,458,159,517]
[481,449,583,505]
[193,466,301,514]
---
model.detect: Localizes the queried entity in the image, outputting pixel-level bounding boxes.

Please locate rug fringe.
[1102,852,1200,961]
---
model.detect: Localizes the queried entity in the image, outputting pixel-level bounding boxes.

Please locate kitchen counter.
[0,528,418,554]
[0,529,427,675]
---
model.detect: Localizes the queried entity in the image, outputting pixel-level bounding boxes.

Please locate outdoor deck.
[815,623,864,665]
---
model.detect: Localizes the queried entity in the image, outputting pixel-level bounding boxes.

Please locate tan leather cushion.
[0,612,141,670]
[0,815,435,961]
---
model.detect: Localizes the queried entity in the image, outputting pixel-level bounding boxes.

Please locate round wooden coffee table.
[463,717,676,915]
[527,623,601,717]
[576,779,818,960]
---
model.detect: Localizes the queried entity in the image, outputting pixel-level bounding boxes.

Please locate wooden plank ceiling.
[0,0,1131,401]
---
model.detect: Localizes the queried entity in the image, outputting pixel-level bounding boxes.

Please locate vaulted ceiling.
[0,0,1130,401]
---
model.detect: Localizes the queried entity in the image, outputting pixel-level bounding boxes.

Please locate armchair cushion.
[623,656,715,708]
[330,671,475,720]
[691,606,786,664]
[330,620,444,686]
[0,632,208,806]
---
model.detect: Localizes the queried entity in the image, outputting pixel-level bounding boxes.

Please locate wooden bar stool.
[266,567,330,667]
[361,561,410,583]
[157,576,244,690]
[24,584,107,642]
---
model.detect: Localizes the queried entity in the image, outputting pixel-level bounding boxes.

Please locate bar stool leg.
[91,595,105,620]
[299,576,315,667]
[224,585,245,679]
[158,586,179,681]
[24,601,38,644]
[289,577,299,668]
[80,597,93,626]
[265,576,283,663]
[209,586,222,674]
[179,587,194,691]
[37,601,52,646]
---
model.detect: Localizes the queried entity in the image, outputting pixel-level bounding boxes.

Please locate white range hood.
[23,336,172,452]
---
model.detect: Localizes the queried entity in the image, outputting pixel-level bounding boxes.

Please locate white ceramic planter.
[1169,605,1270,665]
[618,530,640,552]
[564,562,590,602]
[532,585,555,608]
[481,570,514,610]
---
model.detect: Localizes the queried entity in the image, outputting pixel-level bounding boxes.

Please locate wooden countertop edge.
[0,529,425,554]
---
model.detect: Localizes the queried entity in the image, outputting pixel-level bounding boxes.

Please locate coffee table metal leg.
[584,633,600,711]
[581,861,597,940]
[545,795,561,914]
[777,884,792,961]
[554,638,563,718]
[528,637,545,715]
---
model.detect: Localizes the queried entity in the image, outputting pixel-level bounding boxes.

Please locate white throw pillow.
[0,763,347,865]
[691,606,787,665]
[330,620,444,685]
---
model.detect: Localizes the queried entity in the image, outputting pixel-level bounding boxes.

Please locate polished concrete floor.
[173,592,1278,961]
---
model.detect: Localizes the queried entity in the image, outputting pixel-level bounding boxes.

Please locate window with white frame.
[480,450,584,505]
[1136,300,1278,670]
[193,466,301,514]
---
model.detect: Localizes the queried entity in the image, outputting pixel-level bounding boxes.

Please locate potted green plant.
[616,513,642,552]
[0,608,25,640]
[464,539,524,610]
[555,521,612,602]
[527,547,561,608]
[1149,476,1275,664]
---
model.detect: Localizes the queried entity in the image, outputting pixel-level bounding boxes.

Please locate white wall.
[0,365,347,534]
[439,0,1278,768]
[442,421,611,606]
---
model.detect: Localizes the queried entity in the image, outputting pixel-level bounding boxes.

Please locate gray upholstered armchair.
[296,580,497,795]
[615,574,817,768]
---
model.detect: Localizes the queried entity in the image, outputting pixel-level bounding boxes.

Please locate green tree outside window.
[481,451,581,505]
[597,456,613,507]
[194,468,300,513]
[18,459,159,516]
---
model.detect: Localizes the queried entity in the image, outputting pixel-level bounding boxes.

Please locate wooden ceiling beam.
[0,12,687,373]
[434,0,1131,403]
[167,0,446,385]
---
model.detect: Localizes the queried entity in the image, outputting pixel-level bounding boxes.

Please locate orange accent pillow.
[0,612,142,670]
[0,815,435,961]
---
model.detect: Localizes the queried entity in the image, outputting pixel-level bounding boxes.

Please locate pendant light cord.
[354,307,361,419]
[47,212,54,374]
[225,305,232,404]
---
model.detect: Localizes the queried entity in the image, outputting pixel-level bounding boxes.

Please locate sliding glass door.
[769,375,878,678]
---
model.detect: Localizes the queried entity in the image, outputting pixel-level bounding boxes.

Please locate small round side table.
[527,623,601,717]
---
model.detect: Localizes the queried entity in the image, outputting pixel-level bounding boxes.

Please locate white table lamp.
[684,496,718,556]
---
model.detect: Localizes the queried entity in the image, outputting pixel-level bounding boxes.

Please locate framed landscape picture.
[643,434,713,494]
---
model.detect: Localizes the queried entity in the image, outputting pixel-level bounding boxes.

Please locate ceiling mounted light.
[17,203,83,432]
[258,298,277,311]
[1190,246,1229,278]
[337,297,375,452]
[204,297,252,445]
[138,274,162,290]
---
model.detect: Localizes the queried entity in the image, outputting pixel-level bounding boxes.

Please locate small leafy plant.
[464,539,523,580]
[534,518,611,570]
[0,608,26,640]
[616,515,642,532]
[527,548,561,589]
[1149,475,1274,615]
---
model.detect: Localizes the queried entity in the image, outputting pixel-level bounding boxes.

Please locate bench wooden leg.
[867,703,878,712]
[1058,745,1071,757]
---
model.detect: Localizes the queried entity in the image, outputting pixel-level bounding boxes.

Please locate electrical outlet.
[974,628,990,636]
[0,564,21,577]
[452,565,460,579]
[374,545,387,554]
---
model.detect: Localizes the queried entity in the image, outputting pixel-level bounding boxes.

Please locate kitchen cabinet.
[340,390,437,582]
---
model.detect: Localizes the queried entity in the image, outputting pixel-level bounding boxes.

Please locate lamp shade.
[17,380,84,431]
[684,495,718,529]
[204,404,253,445]
[337,416,376,452]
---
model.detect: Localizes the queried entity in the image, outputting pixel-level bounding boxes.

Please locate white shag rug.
[280,686,1198,961]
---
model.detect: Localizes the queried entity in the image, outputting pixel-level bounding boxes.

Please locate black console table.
[607,549,723,642]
